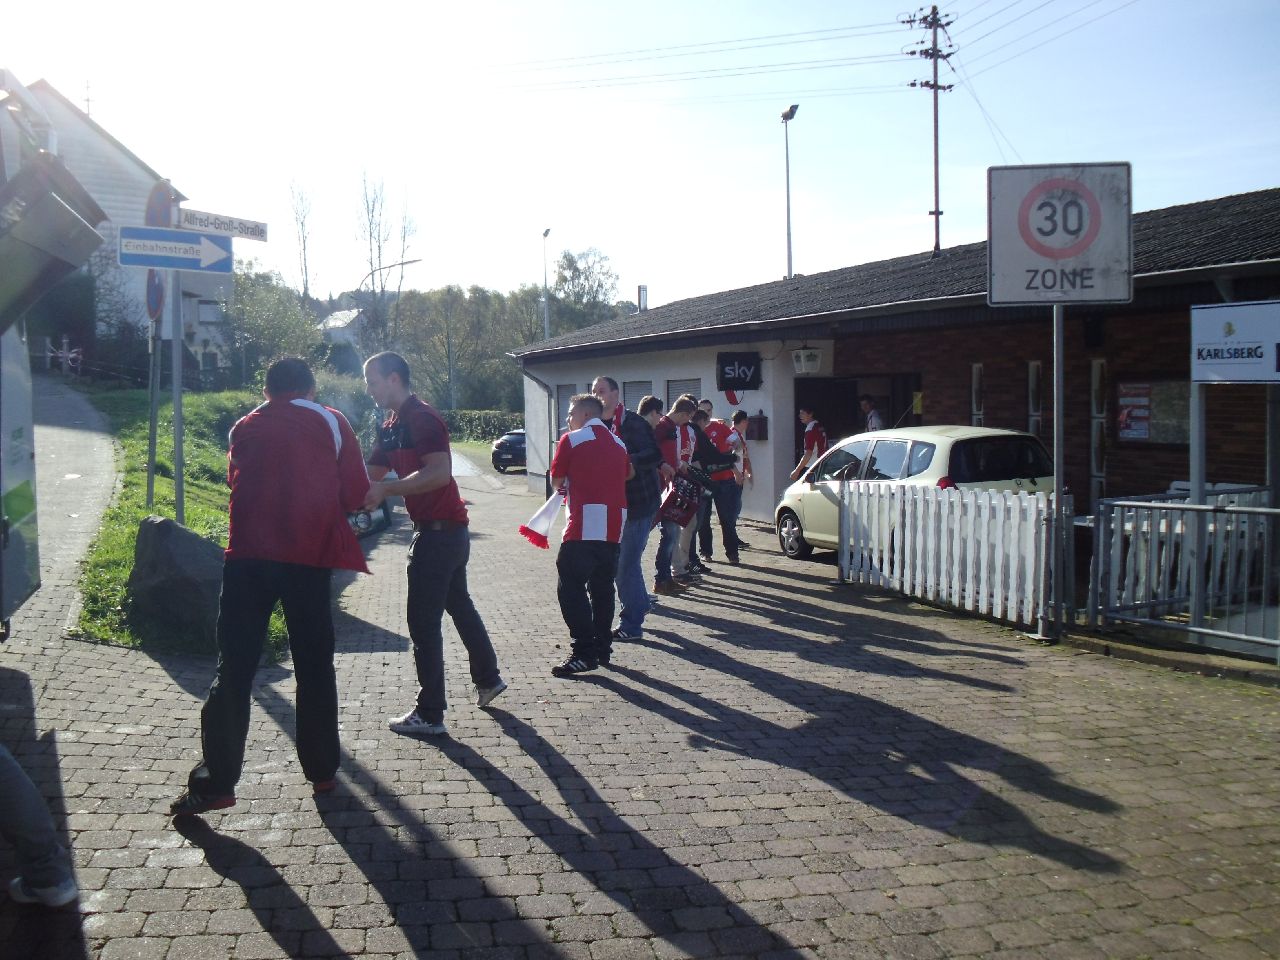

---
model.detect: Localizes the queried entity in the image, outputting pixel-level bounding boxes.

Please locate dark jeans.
[713,479,743,560]
[692,491,715,561]
[189,559,338,795]
[406,525,501,723]
[557,539,620,662]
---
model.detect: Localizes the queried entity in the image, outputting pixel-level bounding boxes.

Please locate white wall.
[521,337,834,524]
[33,86,234,362]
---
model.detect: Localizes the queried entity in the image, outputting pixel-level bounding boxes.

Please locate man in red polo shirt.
[171,357,370,816]
[361,351,506,736]
[548,393,633,675]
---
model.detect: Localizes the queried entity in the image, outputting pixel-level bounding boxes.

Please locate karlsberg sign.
[175,207,268,242]
[1191,300,1280,383]
[716,352,762,391]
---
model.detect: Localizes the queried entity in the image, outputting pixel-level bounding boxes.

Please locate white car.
[775,425,1054,559]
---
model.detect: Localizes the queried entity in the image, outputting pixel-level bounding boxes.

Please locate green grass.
[74,386,291,657]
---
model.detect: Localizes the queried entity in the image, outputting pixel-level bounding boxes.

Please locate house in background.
[14,77,234,376]
[513,188,1280,526]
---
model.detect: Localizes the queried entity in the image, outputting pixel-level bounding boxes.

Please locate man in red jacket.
[548,393,633,676]
[171,357,370,816]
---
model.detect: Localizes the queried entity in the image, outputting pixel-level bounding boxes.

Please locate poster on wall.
[1116,383,1151,440]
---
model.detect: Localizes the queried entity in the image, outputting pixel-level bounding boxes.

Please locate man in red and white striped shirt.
[548,393,633,676]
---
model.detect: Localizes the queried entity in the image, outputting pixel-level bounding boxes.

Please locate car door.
[800,438,869,547]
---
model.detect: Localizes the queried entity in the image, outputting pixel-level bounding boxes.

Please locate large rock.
[126,516,223,648]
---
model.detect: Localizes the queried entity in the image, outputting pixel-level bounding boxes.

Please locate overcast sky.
[7,0,1278,308]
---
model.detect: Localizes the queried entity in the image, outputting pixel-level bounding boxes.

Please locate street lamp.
[355,257,421,346]
[781,103,799,280]
[541,228,551,340]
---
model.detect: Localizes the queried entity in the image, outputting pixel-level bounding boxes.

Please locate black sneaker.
[689,560,712,575]
[698,553,714,563]
[552,656,598,677]
[170,789,236,817]
[612,626,643,642]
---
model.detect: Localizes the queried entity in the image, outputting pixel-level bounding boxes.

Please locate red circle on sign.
[145,181,174,227]
[1017,177,1102,261]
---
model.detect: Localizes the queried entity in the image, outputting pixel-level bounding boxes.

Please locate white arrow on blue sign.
[117,226,233,273]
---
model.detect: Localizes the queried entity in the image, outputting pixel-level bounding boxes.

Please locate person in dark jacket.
[171,356,370,816]
[590,377,670,644]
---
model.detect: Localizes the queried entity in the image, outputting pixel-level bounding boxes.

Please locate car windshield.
[949,436,1053,482]
[813,439,869,482]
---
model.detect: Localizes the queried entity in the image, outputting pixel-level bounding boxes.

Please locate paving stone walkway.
[1,376,1277,959]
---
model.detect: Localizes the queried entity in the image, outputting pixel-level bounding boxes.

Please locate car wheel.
[776,510,812,560]
[492,458,506,473]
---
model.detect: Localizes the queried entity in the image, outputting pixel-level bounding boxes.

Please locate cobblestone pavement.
[1,378,1277,959]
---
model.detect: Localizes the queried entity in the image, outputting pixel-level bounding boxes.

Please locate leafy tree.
[554,247,617,307]
[224,261,322,380]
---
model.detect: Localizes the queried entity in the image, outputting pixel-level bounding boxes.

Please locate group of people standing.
[172,352,506,817]
[165,355,754,820]
[545,378,753,677]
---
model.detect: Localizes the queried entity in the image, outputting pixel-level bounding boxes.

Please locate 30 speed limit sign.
[987,163,1132,305]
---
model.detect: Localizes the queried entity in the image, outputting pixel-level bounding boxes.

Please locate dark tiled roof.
[516,187,1280,357]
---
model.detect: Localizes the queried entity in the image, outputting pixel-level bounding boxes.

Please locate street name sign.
[117,226,233,273]
[987,163,1132,305]
[174,206,268,242]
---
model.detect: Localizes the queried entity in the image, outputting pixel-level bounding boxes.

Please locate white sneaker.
[388,710,446,736]
[8,875,78,907]
[475,680,507,708]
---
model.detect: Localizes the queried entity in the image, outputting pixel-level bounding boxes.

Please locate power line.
[495,21,902,70]
[956,0,1055,48]
[945,52,1023,162]
[508,52,906,93]
[949,0,1032,36]
[965,0,1143,77]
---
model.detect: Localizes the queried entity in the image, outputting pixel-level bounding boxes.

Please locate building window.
[970,364,984,427]
[622,380,652,415]
[198,300,223,324]
[666,378,701,410]
[1027,361,1042,436]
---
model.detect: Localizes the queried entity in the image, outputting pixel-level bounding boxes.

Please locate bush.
[440,410,524,442]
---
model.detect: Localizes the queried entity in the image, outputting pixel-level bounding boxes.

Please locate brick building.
[515,188,1280,522]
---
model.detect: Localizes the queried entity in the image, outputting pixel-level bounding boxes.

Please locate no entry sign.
[987,163,1132,305]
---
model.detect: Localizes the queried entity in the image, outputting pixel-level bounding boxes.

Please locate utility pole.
[905,5,954,257]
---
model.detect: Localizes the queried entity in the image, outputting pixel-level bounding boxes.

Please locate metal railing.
[1089,487,1279,663]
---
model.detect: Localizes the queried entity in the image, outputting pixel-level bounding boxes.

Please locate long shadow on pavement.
[0,666,90,959]
[437,711,811,960]
[242,683,809,959]
[651,592,1020,694]
[591,641,1120,872]
[173,817,348,958]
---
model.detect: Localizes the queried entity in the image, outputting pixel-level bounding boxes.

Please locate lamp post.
[355,257,422,347]
[541,228,551,340]
[781,103,799,280]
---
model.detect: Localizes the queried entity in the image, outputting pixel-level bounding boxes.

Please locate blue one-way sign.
[117,226,233,273]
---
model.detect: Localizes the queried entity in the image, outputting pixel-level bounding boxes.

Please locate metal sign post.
[988,163,1133,639]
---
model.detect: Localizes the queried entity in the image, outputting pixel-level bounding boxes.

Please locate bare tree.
[359,174,392,351]
[291,181,312,300]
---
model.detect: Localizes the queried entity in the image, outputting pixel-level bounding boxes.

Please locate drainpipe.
[521,366,555,499]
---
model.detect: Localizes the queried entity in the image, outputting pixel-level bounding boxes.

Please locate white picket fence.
[836,484,1069,630]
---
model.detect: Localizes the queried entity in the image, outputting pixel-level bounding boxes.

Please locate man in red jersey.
[548,394,633,676]
[790,405,829,481]
[361,352,506,736]
[171,357,370,816]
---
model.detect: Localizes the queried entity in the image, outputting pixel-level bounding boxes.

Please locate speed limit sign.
[988,163,1131,305]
